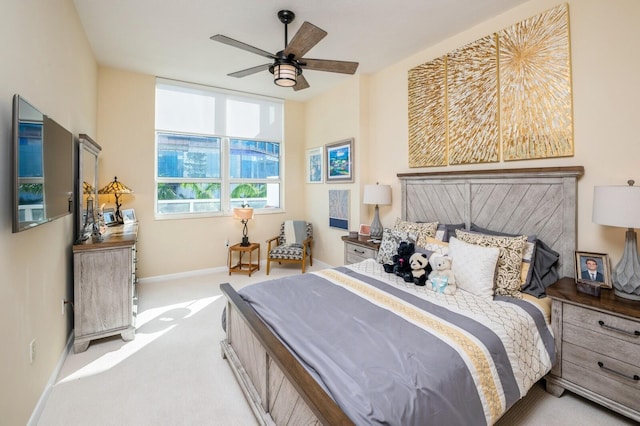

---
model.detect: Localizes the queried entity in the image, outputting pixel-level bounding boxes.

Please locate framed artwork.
[122,208,137,224]
[306,147,323,183]
[575,251,611,288]
[325,138,354,183]
[359,224,371,236]
[103,210,117,226]
[328,189,349,230]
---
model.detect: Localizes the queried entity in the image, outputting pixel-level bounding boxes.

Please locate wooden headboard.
[397,166,584,278]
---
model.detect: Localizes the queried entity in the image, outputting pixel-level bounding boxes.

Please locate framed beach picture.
[122,208,137,224]
[325,138,354,183]
[328,189,349,230]
[306,147,323,183]
[575,251,612,288]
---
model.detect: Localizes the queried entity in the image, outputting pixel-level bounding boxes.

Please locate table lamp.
[233,205,254,246]
[592,180,640,300]
[363,183,392,240]
[99,176,133,224]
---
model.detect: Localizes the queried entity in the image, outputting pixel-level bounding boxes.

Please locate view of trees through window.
[155,80,283,216]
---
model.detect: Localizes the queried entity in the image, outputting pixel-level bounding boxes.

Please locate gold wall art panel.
[407,3,573,167]
[499,4,573,161]
[408,57,447,167]
[447,34,499,165]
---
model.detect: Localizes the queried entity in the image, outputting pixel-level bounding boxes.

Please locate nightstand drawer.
[564,322,640,365]
[564,304,640,347]
[345,243,377,264]
[563,347,640,412]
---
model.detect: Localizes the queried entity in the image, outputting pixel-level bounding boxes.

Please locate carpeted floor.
[38,262,636,425]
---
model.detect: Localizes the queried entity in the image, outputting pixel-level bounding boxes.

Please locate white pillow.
[448,237,500,298]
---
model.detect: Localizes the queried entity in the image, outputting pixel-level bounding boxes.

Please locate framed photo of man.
[575,251,612,288]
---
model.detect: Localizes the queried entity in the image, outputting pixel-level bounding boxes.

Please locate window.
[155,79,283,217]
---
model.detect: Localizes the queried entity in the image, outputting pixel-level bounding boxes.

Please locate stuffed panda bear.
[408,252,432,286]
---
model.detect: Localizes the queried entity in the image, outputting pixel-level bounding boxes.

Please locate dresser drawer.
[562,345,640,412]
[344,243,377,264]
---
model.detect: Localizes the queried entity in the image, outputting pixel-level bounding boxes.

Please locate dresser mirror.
[76,134,101,242]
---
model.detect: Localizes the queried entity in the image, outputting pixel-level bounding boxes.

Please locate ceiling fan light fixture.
[273,63,297,87]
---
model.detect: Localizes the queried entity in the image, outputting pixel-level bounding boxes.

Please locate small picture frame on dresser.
[358,224,370,237]
[575,251,612,288]
[122,208,136,224]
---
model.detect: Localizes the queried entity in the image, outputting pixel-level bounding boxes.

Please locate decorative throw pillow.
[468,224,537,289]
[455,229,527,298]
[448,237,500,298]
[376,228,417,264]
[434,223,466,242]
[422,237,449,257]
[393,219,438,248]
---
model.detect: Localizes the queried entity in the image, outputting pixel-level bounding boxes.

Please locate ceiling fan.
[210,10,359,91]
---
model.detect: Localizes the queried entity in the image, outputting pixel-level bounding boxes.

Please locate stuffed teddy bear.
[428,255,457,295]
[408,252,432,286]
[383,241,415,277]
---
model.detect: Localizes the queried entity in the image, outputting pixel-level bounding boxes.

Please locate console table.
[72,224,138,353]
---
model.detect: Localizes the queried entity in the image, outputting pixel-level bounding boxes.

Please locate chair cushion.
[270,244,304,260]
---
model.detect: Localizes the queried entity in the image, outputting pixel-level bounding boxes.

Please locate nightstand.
[342,235,380,264]
[546,277,640,422]
[229,242,260,276]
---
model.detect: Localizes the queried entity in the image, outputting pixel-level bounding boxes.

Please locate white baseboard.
[28,330,74,426]
[138,260,333,283]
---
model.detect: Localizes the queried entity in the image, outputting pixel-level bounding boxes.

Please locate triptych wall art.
[408,3,573,167]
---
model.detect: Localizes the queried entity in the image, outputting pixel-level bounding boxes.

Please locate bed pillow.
[434,223,466,242]
[376,228,417,265]
[448,237,500,298]
[468,224,537,289]
[421,236,449,256]
[393,219,438,248]
[455,229,527,298]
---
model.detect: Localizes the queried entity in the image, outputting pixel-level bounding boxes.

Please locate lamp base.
[240,236,250,247]
[612,229,640,300]
[369,205,383,240]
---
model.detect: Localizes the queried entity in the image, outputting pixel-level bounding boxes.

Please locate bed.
[220,166,584,425]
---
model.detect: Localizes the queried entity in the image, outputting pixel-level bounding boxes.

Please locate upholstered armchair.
[266,221,313,274]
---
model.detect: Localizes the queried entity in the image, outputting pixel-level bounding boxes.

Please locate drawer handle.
[597,361,640,382]
[598,320,640,337]
[353,249,365,255]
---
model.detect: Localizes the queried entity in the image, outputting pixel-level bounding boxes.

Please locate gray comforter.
[237,261,555,425]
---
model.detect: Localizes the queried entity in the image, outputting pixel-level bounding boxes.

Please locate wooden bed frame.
[220,166,584,425]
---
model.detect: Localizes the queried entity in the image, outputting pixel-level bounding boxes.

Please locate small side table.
[229,242,260,276]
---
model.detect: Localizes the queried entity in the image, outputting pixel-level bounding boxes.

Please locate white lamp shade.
[233,207,254,221]
[363,184,392,206]
[593,185,640,229]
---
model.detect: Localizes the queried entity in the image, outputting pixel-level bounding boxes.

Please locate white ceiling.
[73,0,529,102]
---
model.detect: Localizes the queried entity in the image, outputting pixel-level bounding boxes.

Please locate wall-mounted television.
[12,95,74,233]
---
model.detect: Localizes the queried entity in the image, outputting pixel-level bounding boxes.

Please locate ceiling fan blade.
[283,22,327,59]
[293,74,310,91]
[300,58,359,75]
[210,34,276,60]
[228,63,272,78]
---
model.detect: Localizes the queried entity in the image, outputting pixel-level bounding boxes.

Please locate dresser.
[73,224,138,353]
[342,235,380,264]
[546,277,640,422]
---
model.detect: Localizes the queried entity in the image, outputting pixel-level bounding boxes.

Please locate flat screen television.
[12,94,74,232]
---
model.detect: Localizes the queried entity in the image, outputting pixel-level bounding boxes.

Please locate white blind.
[156,79,283,140]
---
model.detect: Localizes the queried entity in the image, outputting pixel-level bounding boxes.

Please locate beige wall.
[307,0,640,269]
[0,0,97,424]
[96,70,308,277]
